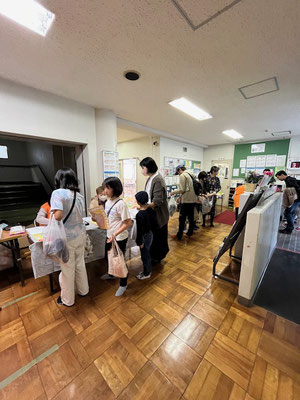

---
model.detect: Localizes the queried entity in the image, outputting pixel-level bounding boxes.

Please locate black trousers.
[177,203,195,239]
[209,196,217,218]
[105,238,128,287]
[150,223,169,262]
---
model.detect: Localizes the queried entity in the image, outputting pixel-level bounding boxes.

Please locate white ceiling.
[0,0,300,146]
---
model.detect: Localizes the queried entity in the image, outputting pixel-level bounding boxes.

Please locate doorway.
[211,160,232,207]
[119,158,137,208]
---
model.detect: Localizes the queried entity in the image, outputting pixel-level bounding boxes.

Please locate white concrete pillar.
[95,109,118,183]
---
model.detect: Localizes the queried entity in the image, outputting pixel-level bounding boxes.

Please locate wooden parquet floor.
[0,215,299,400]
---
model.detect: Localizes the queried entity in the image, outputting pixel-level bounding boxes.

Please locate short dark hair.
[263,168,271,173]
[275,170,287,177]
[210,166,220,174]
[140,157,158,173]
[198,171,208,180]
[102,176,123,197]
[54,168,80,192]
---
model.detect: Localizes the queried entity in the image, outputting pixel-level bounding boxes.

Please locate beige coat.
[282,187,297,208]
[173,170,198,203]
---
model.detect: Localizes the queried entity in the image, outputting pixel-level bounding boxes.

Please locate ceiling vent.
[270,130,291,137]
[239,77,279,99]
[183,146,187,152]
[171,0,243,31]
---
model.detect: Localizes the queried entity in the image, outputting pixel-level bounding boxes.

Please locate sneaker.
[115,286,127,296]
[170,234,181,241]
[100,274,115,280]
[136,272,151,280]
[56,296,73,307]
[279,228,293,234]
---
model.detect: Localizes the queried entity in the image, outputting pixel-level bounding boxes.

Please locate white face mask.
[99,195,107,202]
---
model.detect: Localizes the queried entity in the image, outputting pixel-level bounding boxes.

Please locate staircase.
[0,182,49,226]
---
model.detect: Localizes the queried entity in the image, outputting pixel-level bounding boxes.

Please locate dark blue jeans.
[140,231,153,276]
[284,201,300,231]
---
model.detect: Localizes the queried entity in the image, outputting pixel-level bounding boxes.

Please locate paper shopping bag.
[89,205,109,230]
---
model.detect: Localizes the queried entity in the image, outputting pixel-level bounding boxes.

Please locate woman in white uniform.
[51,168,89,306]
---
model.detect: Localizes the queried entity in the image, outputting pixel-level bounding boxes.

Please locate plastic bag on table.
[43,215,69,263]
[168,196,177,217]
[108,236,128,278]
[89,205,109,230]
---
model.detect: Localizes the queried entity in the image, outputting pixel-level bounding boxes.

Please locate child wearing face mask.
[89,186,107,210]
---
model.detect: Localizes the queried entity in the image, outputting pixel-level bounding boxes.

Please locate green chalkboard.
[232,139,290,178]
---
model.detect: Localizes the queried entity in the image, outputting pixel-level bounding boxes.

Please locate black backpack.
[187,173,202,196]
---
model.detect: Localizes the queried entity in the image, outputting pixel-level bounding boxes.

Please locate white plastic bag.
[202,197,213,215]
[168,196,177,217]
[43,215,69,263]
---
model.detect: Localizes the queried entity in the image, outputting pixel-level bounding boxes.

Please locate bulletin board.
[163,157,201,186]
[232,139,290,179]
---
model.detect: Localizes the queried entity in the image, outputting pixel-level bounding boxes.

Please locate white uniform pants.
[59,233,89,306]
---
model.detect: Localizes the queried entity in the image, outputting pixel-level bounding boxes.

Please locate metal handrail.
[0,164,54,189]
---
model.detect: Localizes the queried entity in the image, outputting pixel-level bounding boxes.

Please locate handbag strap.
[63,191,77,224]
[107,199,122,217]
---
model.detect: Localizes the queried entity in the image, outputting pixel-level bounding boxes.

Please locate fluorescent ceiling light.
[169,97,212,121]
[0,0,55,36]
[222,129,243,139]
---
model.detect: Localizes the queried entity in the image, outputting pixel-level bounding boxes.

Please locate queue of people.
[170,165,222,240]
[37,157,169,305]
[34,161,300,307]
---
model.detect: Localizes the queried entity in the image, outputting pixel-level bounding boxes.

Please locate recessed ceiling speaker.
[124,71,140,81]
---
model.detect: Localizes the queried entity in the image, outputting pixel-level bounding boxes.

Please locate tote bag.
[107,236,128,278]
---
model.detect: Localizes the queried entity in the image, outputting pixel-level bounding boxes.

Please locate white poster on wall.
[266,154,277,167]
[255,155,266,168]
[233,168,239,177]
[240,159,246,168]
[103,150,119,180]
[247,156,256,168]
[251,143,265,153]
[276,155,286,167]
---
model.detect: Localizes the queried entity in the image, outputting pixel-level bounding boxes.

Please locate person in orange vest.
[35,197,51,226]
[233,184,245,220]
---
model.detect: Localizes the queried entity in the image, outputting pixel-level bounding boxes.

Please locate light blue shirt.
[50,189,85,240]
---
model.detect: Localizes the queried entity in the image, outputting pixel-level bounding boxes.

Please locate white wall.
[288,137,300,158]
[159,137,204,168]
[0,78,98,195]
[118,134,159,191]
[203,144,235,172]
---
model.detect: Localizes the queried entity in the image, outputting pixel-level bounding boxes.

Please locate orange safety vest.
[41,202,51,219]
[234,185,245,208]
